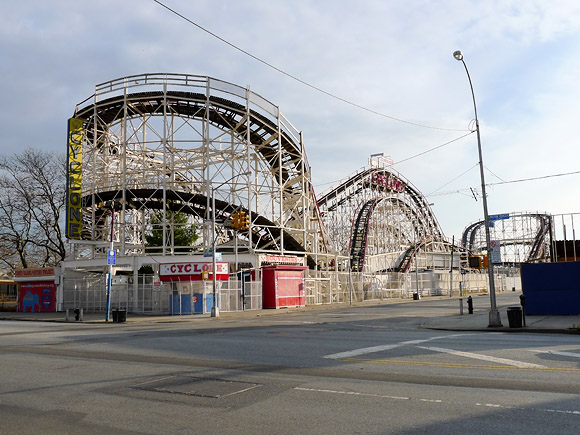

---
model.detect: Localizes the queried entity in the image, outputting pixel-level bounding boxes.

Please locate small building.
[14,268,58,313]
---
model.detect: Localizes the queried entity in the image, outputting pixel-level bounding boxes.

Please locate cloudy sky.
[1,0,579,239]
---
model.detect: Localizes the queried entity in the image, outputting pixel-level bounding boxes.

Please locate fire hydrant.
[467,296,473,314]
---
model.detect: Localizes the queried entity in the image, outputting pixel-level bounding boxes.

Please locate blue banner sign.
[108,249,116,265]
[489,213,510,221]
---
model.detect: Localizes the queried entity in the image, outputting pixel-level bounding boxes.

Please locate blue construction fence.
[521,262,580,315]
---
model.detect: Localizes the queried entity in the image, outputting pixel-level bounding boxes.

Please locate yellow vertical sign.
[66,118,83,239]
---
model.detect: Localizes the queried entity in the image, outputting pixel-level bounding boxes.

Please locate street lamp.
[453,50,502,327]
[105,201,117,322]
[210,172,251,318]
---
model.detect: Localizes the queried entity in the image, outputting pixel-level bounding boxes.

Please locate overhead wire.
[152,0,467,132]
[488,169,580,187]
[484,165,506,182]
[393,131,474,165]
[427,163,479,197]
[428,169,580,198]
[314,131,475,190]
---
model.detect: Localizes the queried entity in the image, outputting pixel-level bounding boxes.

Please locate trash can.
[413,292,421,300]
[112,309,126,323]
[116,309,126,323]
[507,306,523,328]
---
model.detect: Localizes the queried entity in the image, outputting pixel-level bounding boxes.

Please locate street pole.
[209,171,251,318]
[449,235,454,297]
[453,50,502,327]
[105,206,115,322]
[211,192,219,317]
[415,236,420,299]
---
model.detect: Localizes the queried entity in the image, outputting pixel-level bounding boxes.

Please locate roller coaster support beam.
[454,50,502,327]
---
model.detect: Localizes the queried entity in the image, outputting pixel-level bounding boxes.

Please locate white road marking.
[323,334,468,359]
[295,388,580,416]
[530,349,580,359]
[294,387,409,401]
[417,346,546,368]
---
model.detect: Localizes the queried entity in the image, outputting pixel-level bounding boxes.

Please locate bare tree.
[0,149,67,273]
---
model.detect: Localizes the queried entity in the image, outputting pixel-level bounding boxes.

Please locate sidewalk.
[2,293,580,334]
[421,300,580,334]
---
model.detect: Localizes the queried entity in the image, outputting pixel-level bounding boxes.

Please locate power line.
[314,132,474,190]
[488,169,580,186]
[484,165,506,182]
[152,0,468,132]
[428,169,580,197]
[394,131,474,165]
[427,163,479,196]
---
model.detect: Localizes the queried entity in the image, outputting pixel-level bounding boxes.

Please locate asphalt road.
[1,297,580,434]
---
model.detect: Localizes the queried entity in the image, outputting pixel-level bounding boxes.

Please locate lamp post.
[210,172,251,318]
[105,203,116,322]
[453,50,502,327]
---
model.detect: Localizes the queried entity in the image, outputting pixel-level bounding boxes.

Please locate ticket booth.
[159,261,229,315]
[262,265,307,309]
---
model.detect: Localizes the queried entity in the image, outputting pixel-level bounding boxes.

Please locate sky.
[1,0,580,240]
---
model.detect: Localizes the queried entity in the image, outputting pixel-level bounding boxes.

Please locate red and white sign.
[259,254,305,266]
[370,172,405,193]
[159,262,229,282]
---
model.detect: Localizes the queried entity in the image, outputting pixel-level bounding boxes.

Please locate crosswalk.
[323,333,580,370]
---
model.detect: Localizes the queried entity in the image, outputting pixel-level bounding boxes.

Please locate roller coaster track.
[529,214,552,260]
[461,212,552,263]
[318,168,445,272]
[72,75,325,265]
[74,90,304,190]
[318,168,442,237]
[83,188,314,267]
[349,199,379,272]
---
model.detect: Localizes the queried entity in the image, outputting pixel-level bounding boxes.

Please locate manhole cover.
[134,375,262,398]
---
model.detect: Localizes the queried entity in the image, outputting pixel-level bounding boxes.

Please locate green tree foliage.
[145,210,198,254]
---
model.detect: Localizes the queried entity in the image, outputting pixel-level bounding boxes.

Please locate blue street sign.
[108,249,116,265]
[489,213,510,221]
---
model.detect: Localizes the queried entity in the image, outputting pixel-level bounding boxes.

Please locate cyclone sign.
[66,118,83,239]
[159,262,229,281]
[370,171,405,193]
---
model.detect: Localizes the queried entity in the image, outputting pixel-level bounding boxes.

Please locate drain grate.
[134,375,262,399]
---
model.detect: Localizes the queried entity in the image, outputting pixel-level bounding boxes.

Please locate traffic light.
[239,211,250,230]
[231,211,240,230]
[468,256,482,269]
[481,254,489,269]
[468,255,489,269]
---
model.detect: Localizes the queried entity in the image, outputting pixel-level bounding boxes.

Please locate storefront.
[159,261,229,315]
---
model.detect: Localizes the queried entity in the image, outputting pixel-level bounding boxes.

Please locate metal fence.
[551,213,580,261]
[61,273,263,314]
[62,268,518,314]
[304,269,511,305]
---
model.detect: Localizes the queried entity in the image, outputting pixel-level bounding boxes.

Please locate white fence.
[304,269,503,304]
[62,269,517,314]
